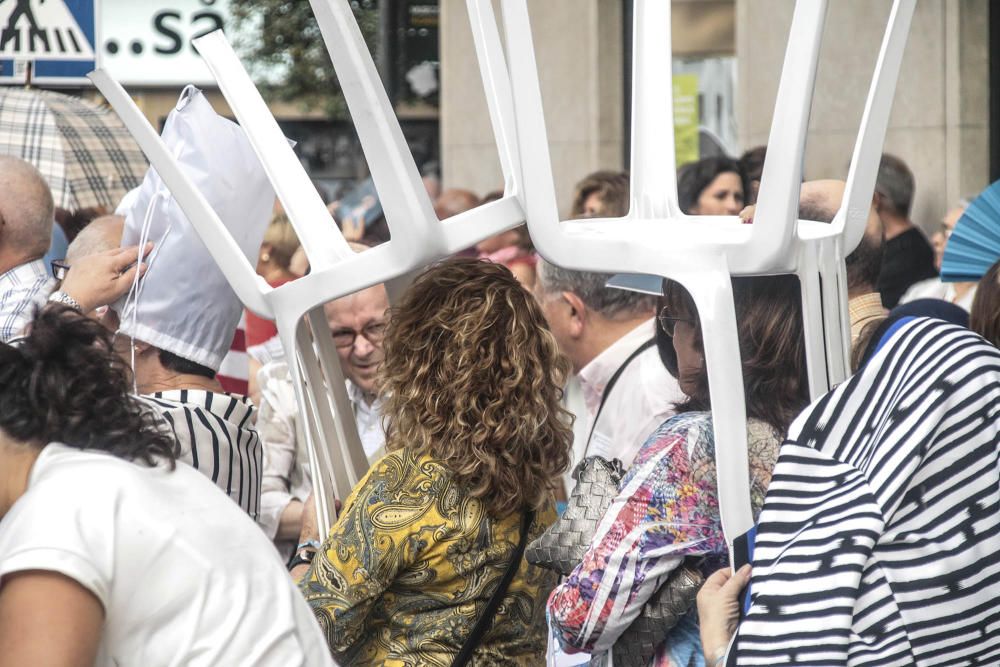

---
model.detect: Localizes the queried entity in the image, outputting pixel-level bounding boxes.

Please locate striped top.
[0,259,54,342]
[734,318,1000,666]
[141,389,262,520]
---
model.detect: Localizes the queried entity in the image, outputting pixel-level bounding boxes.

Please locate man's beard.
[845,232,884,292]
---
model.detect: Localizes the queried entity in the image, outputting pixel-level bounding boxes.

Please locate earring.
[261,252,271,263]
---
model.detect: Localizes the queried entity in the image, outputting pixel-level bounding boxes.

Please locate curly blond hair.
[380,257,574,516]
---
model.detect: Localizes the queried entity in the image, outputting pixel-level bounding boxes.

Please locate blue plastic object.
[941,179,1000,282]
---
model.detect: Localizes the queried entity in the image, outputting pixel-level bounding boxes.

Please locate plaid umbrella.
[0,87,147,211]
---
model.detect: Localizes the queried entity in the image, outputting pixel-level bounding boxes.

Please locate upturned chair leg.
[307,307,369,481]
[686,270,754,552]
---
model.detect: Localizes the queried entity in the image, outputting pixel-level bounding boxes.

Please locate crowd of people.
[1,138,999,667]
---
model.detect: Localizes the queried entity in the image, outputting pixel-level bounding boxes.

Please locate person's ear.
[99,307,120,332]
[259,242,273,263]
[562,291,587,339]
[872,192,886,215]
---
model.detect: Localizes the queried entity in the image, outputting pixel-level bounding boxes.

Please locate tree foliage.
[228,0,379,117]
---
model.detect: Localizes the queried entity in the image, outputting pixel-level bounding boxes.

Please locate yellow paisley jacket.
[299,448,557,666]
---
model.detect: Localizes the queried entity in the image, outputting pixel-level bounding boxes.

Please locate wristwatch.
[47,290,84,313]
[287,540,322,572]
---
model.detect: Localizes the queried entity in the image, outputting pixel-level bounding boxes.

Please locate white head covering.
[117,86,275,372]
[114,186,140,217]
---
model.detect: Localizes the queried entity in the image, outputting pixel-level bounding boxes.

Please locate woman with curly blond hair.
[298,257,574,666]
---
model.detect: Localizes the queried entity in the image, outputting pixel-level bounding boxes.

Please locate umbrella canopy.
[0,87,147,211]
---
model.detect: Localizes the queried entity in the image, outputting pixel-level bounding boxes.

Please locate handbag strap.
[452,509,535,667]
[585,338,656,453]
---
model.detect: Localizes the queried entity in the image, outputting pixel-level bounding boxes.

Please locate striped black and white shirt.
[142,390,262,521]
[734,318,1000,665]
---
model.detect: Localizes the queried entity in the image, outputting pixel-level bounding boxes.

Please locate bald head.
[433,189,479,220]
[66,215,125,264]
[798,179,846,223]
[798,179,884,294]
[0,156,54,265]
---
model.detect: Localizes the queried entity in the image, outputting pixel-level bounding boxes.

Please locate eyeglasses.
[51,259,70,281]
[657,307,695,337]
[331,321,388,349]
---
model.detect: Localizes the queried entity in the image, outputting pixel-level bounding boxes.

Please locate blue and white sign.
[0,0,98,85]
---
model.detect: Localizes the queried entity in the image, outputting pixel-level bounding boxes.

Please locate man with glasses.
[257,282,390,561]
[324,283,391,460]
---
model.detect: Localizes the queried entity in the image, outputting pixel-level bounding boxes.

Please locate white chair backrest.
[496,0,916,550]
[90,0,533,536]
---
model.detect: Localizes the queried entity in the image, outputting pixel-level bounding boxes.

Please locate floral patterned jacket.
[299,448,557,666]
[547,412,780,667]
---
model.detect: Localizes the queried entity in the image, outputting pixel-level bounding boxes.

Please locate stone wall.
[736,0,990,232]
[439,0,625,214]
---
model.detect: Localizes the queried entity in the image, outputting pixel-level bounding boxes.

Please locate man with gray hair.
[872,153,936,308]
[0,156,56,341]
[535,261,684,473]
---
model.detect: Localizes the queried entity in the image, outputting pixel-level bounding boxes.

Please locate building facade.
[439,0,993,230]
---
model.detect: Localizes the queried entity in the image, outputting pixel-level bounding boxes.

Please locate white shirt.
[0,444,335,667]
[348,380,387,461]
[899,276,977,311]
[0,259,54,342]
[575,319,685,469]
[258,362,314,558]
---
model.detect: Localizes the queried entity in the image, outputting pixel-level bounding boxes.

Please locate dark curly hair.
[380,257,574,517]
[0,306,177,466]
[662,275,809,435]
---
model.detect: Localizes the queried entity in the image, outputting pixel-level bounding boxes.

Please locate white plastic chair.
[90,0,527,537]
[497,0,916,549]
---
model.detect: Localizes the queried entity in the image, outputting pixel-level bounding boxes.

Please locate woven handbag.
[526,456,626,575]
[527,456,704,667]
[609,565,703,667]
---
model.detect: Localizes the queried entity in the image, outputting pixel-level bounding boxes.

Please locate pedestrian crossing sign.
[0,0,96,84]
[0,0,95,60]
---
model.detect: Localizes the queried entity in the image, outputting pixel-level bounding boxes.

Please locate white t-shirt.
[0,443,336,667]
